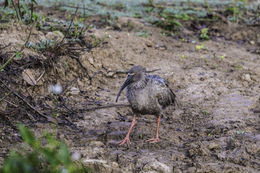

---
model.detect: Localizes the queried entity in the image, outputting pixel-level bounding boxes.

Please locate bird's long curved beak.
[116,76,132,102]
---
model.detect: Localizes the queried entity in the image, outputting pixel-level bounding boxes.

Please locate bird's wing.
[148,75,177,108]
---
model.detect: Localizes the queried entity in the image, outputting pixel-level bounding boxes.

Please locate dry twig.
[0,23,34,72]
[0,79,49,120]
[80,103,130,112]
[60,6,79,44]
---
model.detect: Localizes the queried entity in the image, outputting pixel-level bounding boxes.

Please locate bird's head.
[115,66,146,102]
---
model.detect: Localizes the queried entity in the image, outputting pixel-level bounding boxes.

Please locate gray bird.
[116,65,177,145]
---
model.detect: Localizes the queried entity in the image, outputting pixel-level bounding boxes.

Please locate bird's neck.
[128,75,148,90]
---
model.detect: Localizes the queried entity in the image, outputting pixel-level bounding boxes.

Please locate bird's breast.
[126,87,161,115]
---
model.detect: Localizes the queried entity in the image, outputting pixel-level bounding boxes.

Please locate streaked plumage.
[116,65,177,145]
[126,74,176,115]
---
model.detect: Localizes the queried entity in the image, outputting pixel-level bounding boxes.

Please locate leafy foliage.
[4,0,39,23]
[0,124,90,173]
[200,28,209,40]
[225,0,247,22]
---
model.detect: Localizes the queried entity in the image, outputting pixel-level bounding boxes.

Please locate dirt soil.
[0,15,260,173]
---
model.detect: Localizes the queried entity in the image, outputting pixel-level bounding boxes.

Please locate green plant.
[0,124,90,173]
[4,0,38,23]
[152,9,184,31]
[195,44,207,50]
[200,28,209,40]
[111,2,125,11]
[147,0,155,7]
[225,0,246,22]
[136,30,150,38]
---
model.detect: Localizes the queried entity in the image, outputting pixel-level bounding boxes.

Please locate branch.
[0,23,34,72]
[61,4,95,12]
[79,103,130,112]
[60,6,79,44]
[146,68,161,73]
[0,43,11,50]
[0,79,49,120]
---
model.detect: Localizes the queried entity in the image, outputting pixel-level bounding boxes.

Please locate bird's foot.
[147,138,159,143]
[119,136,131,146]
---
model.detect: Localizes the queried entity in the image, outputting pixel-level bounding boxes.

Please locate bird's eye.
[128,73,135,76]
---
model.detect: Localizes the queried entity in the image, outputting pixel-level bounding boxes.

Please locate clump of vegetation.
[136,30,150,38]
[225,0,247,22]
[152,9,184,31]
[200,28,209,40]
[3,0,39,23]
[0,124,90,173]
[111,1,125,11]
[195,44,207,51]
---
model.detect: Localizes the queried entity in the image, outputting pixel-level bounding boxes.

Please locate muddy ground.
[0,11,260,173]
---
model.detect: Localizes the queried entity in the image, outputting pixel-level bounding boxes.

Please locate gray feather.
[117,66,177,116]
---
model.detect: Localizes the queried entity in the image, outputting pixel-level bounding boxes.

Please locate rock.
[117,17,143,30]
[46,31,64,42]
[69,87,80,95]
[173,168,182,173]
[107,71,115,77]
[231,31,244,41]
[186,167,196,173]
[88,56,94,65]
[145,41,153,47]
[191,40,196,44]
[171,152,185,161]
[155,43,167,50]
[89,141,105,147]
[244,74,251,82]
[111,162,119,168]
[141,161,172,173]
[208,142,220,150]
[83,159,121,173]
[242,74,251,82]
[0,101,7,111]
[83,159,107,165]
[71,151,81,161]
[188,143,210,157]
[245,144,260,155]
[249,40,255,45]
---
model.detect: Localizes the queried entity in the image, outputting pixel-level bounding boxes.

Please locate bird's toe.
[119,137,131,146]
[147,138,159,143]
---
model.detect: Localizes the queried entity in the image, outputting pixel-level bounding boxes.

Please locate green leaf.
[18,124,38,149]
[57,143,71,165]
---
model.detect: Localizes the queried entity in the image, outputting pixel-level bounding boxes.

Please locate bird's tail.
[169,88,180,108]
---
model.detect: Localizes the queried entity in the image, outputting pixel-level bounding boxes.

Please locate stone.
[249,40,255,45]
[141,161,172,173]
[89,140,105,147]
[173,168,182,173]
[208,142,220,150]
[88,56,94,65]
[241,74,251,82]
[46,31,64,42]
[71,151,81,161]
[244,74,251,82]
[83,159,121,173]
[70,87,80,95]
[186,167,196,173]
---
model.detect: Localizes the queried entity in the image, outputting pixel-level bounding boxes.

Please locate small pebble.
[71,151,81,161]
[208,142,219,150]
[243,74,251,82]
[249,40,255,45]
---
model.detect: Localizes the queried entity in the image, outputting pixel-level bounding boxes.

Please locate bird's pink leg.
[119,115,136,146]
[147,116,160,143]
